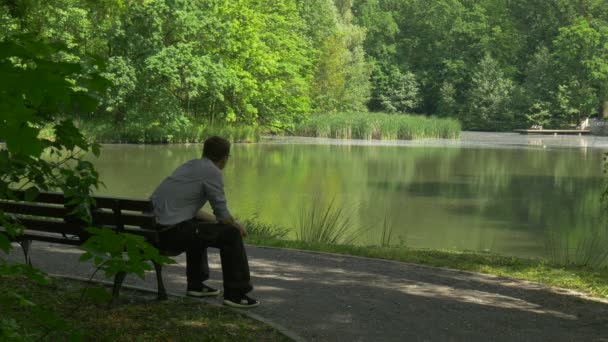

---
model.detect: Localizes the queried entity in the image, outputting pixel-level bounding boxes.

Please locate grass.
[0,274,289,341]
[293,112,461,140]
[295,198,356,245]
[379,214,394,248]
[244,220,608,300]
[544,227,608,269]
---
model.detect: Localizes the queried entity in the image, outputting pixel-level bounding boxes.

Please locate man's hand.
[234,220,248,238]
[221,216,248,237]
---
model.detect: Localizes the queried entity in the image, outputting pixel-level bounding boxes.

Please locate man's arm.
[202,173,247,236]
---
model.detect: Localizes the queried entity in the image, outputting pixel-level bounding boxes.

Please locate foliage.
[353,0,608,129]
[0,34,104,244]
[461,54,515,131]
[3,0,608,132]
[369,63,420,114]
[0,32,173,339]
[80,227,175,279]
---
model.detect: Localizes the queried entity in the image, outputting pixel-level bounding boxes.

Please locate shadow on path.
[5,243,608,342]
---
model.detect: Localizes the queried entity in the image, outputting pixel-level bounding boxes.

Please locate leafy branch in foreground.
[0,34,169,340]
[80,227,175,280]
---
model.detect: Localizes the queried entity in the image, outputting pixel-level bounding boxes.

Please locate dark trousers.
[159,219,253,296]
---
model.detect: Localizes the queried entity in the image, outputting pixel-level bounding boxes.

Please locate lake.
[92,132,608,261]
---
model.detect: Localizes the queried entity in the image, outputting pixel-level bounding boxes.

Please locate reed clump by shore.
[293,112,461,140]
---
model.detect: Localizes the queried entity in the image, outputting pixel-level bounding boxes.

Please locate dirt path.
[6,243,608,341]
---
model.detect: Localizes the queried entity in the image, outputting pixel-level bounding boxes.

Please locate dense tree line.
[355,0,608,130]
[2,0,607,132]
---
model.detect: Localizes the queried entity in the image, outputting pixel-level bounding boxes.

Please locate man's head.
[202,136,231,170]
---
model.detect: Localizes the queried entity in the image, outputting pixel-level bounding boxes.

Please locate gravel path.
[6,242,608,341]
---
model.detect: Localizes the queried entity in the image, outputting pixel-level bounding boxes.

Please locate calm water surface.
[92,132,608,259]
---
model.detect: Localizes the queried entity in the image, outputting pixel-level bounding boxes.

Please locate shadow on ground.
[5,243,608,342]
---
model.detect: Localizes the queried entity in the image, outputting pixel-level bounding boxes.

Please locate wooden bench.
[0,190,176,301]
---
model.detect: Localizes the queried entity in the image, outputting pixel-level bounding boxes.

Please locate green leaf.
[91,144,101,157]
[94,256,103,265]
[0,123,43,157]
[53,120,88,150]
[0,234,11,253]
[79,252,93,262]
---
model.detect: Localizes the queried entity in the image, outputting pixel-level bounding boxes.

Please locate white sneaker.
[223,294,260,308]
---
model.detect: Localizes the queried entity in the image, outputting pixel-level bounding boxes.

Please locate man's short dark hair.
[203,136,231,162]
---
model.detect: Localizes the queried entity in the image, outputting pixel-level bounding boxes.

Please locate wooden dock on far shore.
[513,129,591,135]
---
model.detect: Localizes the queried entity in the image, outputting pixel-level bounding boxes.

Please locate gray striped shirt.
[150,157,232,225]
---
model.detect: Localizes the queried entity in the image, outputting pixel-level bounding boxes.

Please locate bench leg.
[20,240,32,266]
[111,271,127,303]
[153,261,168,301]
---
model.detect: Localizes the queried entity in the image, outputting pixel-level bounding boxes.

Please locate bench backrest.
[0,190,157,241]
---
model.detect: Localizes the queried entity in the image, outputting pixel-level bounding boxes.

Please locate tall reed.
[296,198,356,245]
[294,112,461,140]
[544,227,608,268]
[379,213,394,247]
[240,214,289,241]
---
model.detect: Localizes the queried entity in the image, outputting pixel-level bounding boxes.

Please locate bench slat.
[0,202,68,218]
[92,211,156,228]
[92,196,152,212]
[10,191,66,204]
[4,231,83,246]
[7,218,84,236]
[8,190,152,213]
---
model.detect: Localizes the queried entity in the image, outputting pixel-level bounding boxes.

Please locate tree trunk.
[603,101,608,119]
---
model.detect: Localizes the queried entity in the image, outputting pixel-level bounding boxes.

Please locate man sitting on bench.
[150,136,259,308]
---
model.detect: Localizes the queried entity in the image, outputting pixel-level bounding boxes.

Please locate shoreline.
[89,131,608,151]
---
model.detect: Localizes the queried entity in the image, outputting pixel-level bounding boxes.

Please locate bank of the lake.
[75,112,461,143]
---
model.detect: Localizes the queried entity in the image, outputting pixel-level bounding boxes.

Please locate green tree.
[311,0,370,112]
[462,55,514,131]
[369,63,420,114]
[552,19,608,122]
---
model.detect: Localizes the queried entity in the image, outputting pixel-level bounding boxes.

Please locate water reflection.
[91,133,608,262]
